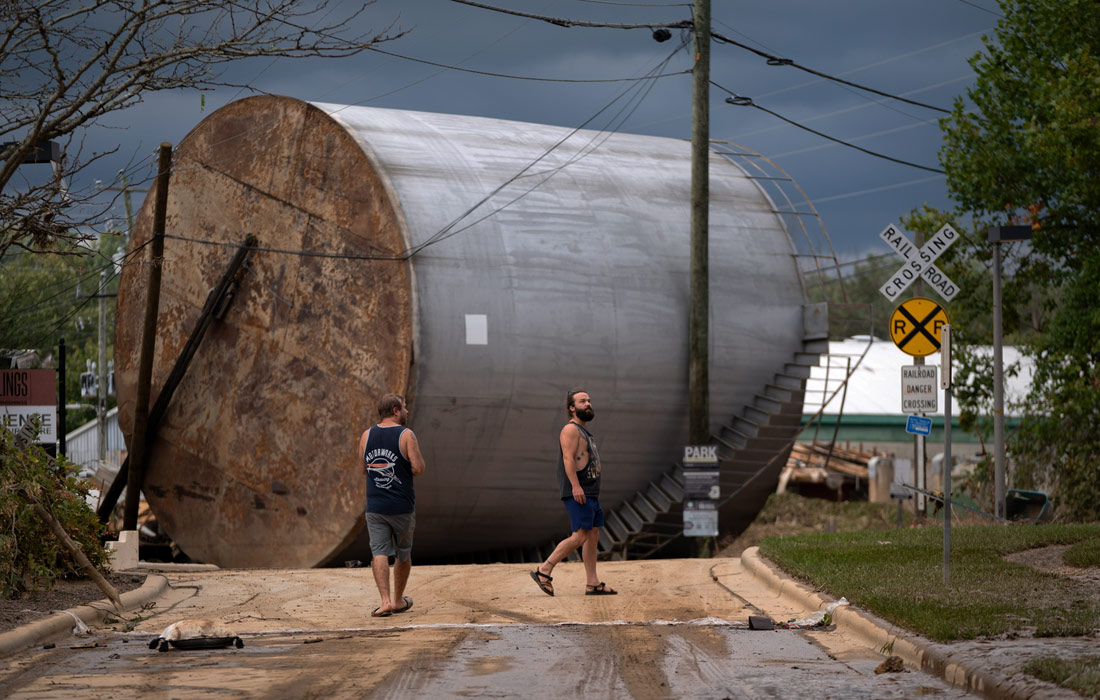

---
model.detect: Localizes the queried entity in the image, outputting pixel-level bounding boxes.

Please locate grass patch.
[1064,538,1100,568]
[757,523,1100,642]
[1022,656,1100,699]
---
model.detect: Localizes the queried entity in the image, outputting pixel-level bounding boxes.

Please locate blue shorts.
[562,497,604,532]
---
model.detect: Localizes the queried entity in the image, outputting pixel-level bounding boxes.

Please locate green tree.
[1,231,126,431]
[1,1,401,255]
[938,0,1100,520]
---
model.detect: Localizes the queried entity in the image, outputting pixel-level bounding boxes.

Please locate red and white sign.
[1,369,57,444]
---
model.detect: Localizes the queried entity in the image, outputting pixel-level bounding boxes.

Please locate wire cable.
[451,0,691,29]
[714,83,946,174]
[363,45,688,82]
[811,175,944,204]
[710,30,950,113]
[158,43,686,263]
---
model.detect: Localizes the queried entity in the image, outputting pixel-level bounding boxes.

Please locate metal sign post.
[941,324,953,587]
[879,222,960,517]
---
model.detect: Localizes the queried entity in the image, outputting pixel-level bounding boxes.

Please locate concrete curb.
[0,574,169,659]
[741,546,1034,700]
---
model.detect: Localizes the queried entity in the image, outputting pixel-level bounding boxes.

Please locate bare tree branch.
[1,0,404,256]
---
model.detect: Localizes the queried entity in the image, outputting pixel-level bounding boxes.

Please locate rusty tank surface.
[115,95,810,568]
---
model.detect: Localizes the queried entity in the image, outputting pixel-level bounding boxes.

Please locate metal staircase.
[591,334,829,561]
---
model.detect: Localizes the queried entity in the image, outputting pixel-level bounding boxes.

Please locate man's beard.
[575,407,595,422]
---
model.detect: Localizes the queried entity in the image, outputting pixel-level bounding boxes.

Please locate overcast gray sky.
[85,0,1000,258]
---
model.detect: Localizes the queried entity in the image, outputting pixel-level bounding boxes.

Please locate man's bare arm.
[358,430,370,467]
[401,429,427,477]
[559,425,586,504]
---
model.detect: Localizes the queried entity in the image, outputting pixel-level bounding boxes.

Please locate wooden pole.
[124,143,172,531]
[689,0,711,444]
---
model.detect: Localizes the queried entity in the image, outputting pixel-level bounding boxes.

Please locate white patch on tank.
[465,314,488,345]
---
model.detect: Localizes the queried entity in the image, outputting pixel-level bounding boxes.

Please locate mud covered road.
[0,558,975,699]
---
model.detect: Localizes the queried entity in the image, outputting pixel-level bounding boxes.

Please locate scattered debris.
[748,615,774,630]
[784,597,849,628]
[303,637,324,644]
[70,641,98,649]
[875,655,908,674]
[780,443,882,495]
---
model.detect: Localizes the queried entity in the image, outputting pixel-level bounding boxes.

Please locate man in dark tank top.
[358,393,427,617]
[529,389,618,597]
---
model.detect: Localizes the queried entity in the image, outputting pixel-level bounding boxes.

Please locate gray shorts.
[366,511,415,561]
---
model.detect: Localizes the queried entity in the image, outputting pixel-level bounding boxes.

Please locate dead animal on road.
[148,619,244,652]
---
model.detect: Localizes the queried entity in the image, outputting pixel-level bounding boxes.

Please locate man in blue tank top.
[358,393,426,617]
[529,389,618,597]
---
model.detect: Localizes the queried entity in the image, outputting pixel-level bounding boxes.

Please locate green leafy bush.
[0,423,110,598]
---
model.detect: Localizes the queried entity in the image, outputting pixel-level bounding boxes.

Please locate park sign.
[878,223,960,302]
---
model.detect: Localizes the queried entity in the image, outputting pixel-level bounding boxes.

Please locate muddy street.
[0,559,975,699]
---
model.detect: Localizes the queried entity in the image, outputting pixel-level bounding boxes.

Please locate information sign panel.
[906,414,933,436]
[901,364,938,413]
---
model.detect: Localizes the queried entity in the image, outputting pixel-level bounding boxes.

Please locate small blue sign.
[906,414,933,436]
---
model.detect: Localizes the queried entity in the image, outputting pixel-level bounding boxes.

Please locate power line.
[451,0,691,29]
[364,45,688,83]
[576,1,690,6]
[714,83,946,174]
[771,119,939,159]
[749,29,987,103]
[732,74,972,142]
[0,239,149,322]
[956,0,1002,17]
[709,30,950,114]
[811,175,945,204]
[450,0,952,114]
[160,46,684,264]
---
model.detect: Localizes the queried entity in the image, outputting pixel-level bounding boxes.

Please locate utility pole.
[125,143,172,531]
[99,170,145,238]
[98,270,107,467]
[988,225,1031,519]
[689,0,711,444]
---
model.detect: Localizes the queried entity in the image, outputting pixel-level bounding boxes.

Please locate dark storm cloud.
[73,0,999,256]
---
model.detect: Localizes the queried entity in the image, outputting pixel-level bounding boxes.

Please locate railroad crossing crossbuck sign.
[890,297,949,357]
[878,223,960,302]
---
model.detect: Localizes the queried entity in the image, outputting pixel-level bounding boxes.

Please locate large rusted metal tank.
[115,95,809,568]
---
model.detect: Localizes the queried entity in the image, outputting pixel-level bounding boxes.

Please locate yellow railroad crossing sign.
[890,297,949,357]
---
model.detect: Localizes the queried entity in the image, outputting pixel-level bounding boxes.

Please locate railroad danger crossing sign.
[902,365,938,414]
[891,297,949,357]
[878,223,961,302]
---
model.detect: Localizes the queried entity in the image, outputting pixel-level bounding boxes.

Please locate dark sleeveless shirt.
[363,425,416,515]
[557,422,601,500]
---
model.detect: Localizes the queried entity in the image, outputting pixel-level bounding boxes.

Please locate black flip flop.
[391,596,414,614]
[371,607,392,617]
[530,570,554,596]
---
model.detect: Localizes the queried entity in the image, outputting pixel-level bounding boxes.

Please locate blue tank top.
[363,425,416,515]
